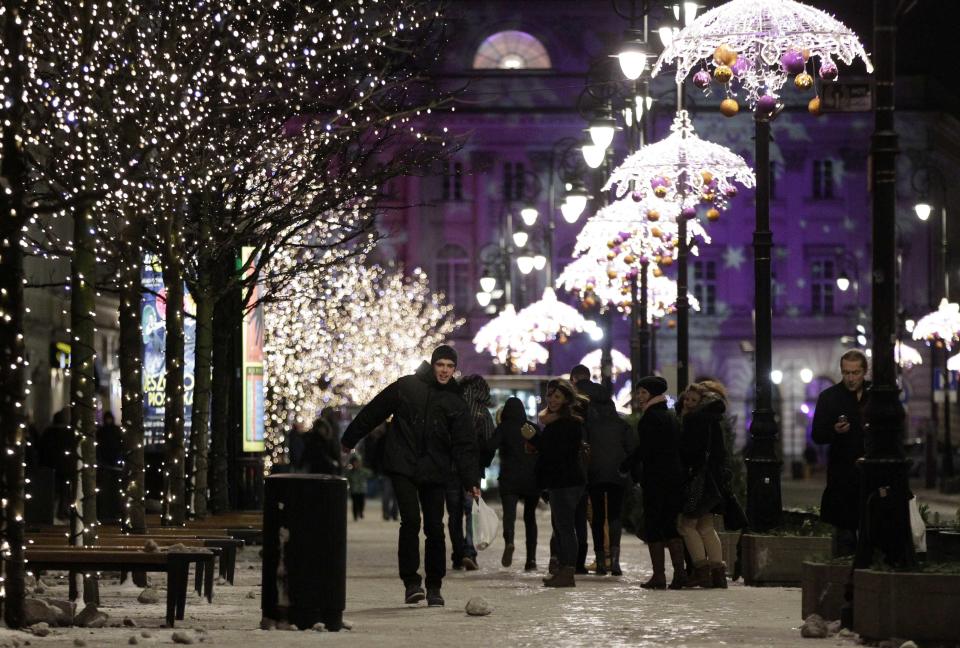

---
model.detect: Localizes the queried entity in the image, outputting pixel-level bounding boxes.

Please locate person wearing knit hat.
[341,343,479,607]
[636,375,668,397]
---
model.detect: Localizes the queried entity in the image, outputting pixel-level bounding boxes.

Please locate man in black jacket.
[811,350,869,556]
[341,345,480,607]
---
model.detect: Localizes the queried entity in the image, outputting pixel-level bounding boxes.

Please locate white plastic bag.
[472,495,500,551]
[908,495,927,553]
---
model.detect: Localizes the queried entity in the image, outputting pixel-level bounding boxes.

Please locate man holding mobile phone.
[811,350,869,556]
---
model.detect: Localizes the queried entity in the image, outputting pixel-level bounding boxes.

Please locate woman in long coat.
[677,380,735,588]
[630,376,687,590]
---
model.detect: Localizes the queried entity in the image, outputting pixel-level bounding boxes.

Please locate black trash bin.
[261,473,347,631]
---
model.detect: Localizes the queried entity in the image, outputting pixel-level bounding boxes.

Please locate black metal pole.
[745,112,782,532]
[598,155,615,390]
[856,0,915,572]
[941,204,954,480]
[675,82,689,393]
[640,260,650,378]
[926,214,939,489]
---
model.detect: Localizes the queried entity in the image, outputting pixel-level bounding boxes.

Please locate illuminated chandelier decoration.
[557,256,699,320]
[652,0,873,115]
[948,353,960,373]
[473,304,548,371]
[580,348,631,381]
[912,298,960,351]
[865,341,925,370]
[515,287,600,344]
[604,110,755,219]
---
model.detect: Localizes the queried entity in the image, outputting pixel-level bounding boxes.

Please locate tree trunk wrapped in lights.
[161,213,187,526]
[118,220,147,534]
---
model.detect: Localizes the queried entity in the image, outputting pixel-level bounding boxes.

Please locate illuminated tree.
[263,260,463,473]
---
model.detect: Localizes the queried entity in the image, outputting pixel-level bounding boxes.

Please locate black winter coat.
[633,400,684,542]
[341,362,479,489]
[489,398,539,496]
[529,414,585,490]
[679,395,733,517]
[811,381,868,529]
[585,400,637,486]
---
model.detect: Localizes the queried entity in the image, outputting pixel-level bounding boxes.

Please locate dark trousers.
[444,487,476,565]
[588,483,625,553]
[548,486,583,567]
[832,526,858,557]
[392,475,446,589]
[381,476,398,520]
[351,493,366,521]
[575,492,588,568]
[502,492,539,559]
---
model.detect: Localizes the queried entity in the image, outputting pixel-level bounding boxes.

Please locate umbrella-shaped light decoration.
[580,348,631,382]
[513,341,550,373]
[869,342,925,370]
[604,110,756,220]
[514,287,600,344]
[948,353,960,373]
[912,299,960,351]
[652,0,873,114]
[556,256,699,320]
[473,304,537,369]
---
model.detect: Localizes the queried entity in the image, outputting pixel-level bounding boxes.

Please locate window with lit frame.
[692,259,717,315]
[810,259,836,315]
[434,243,471,313]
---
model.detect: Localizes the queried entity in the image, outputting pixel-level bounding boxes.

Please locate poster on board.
[241,247,265,453]
[141,254,196,446]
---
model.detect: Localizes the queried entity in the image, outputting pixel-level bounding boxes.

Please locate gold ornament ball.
[713,44,738,66]
[607,252,616,260]
[808,96,822,116]
[607,269,618,280]
[667,319,677,329]
[652,267,664,278]
[607,240,617,249]
[624,254,636,264]
[701,192,716,203]
[802,48,811,61]
[583,296,596,308]
[585,282,595,291]
[706,208,721,221]
[713,65,733,84]
[646,209,660,222]
[654,186,668,197]
[794,72,814,90]
[719,98,739,117]
[701,170,714,184]
[661,256,673,266]
[558,333,568,344]
[650,226,662,238]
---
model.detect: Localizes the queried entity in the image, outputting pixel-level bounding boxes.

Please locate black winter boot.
[610,546,622,576]
[666,539,688,590]
[594,551,607,575]
[543,566,576,588]
[640,543,666,589]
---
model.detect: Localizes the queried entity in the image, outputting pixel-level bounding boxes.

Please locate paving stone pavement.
[12,503,845,648]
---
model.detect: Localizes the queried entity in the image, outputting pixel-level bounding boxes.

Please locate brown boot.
[710,562,728,589]
[691,560,712,588]
[640,542,666,589]
[666,539,688,590]
[543,566,576,588]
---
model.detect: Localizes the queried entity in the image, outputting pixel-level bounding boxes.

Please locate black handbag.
[681,428,721,516]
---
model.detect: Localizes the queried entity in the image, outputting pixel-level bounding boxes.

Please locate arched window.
[434,244,471,312]
[472,31,551,70]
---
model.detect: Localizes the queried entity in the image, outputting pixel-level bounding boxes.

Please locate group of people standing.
[340,343,746,605]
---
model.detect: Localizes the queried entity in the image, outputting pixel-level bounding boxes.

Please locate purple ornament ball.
[756,94,777,114]
[780,49,805,75]
[631,190,643,202]
[730,56,750,77]
[681,206,697,220]
[819,60,839,81]
[618,231,632,241]
[724,186,738,198]
[693,70,712,89]
[628,267,639,278]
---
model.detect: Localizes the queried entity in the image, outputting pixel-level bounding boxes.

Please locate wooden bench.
[26,538,218,600]
[27,527,243,583]
[22,548,210,627]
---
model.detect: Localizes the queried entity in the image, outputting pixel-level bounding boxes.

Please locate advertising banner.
[241,247,265,453]
[141,254,196,445]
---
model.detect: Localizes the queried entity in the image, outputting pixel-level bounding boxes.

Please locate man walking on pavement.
[811,349,869,556]
[342,345,480,607]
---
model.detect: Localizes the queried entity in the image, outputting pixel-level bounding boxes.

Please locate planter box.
[741,534,832,586]
[854,569,960,642]
[718,531,740,571]
[801,561,851,621]
[926,528,960,562]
